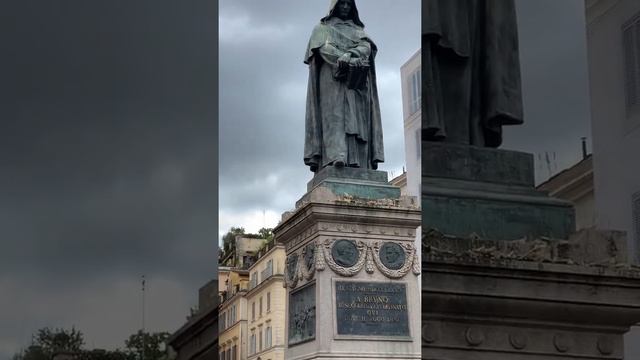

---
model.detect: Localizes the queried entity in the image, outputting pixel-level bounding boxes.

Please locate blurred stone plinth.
[422,228,640,359]
[422,141,575,241]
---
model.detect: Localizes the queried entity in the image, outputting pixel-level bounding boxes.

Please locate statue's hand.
[337,53,351,67]
[349,57,363,67]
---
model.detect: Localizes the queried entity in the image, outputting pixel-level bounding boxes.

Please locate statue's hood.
[321,0,365,28]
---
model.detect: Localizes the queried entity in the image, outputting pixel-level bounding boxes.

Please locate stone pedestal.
[275,167,421,360]
[422,230,640,360]
[422,142,575,241]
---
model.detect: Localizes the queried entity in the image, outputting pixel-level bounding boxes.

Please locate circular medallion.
[331,239,359,268]
[553,333,572,353]
[509,331,528,350]
[379,242,406,270]
[597,335,614,355]
[422,322,440,344]
[465,327,485,346]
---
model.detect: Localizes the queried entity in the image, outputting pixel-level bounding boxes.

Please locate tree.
[222,227,245,254]
[13,327,84,360]
[124,330,170,360]
[257,227,274,241]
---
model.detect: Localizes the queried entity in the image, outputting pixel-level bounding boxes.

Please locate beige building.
[219,270,249,360]
[245,241,286,360]
[220,236,265,269]
[217,239,286,360]
[537,153,595,231]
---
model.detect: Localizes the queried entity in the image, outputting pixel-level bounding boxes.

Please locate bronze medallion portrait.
[303,243,316,271]
[286,254,299,280]
[379,242,406,270]
[331,239,359,268]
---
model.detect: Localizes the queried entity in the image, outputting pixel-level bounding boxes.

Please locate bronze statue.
[423,0,524,148]
[304,0,384,172]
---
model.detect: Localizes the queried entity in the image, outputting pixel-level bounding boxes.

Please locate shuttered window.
[633,191,640,249]
[623,15,640,113]
[409,69,421,115]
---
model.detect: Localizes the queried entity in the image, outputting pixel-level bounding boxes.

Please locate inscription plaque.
[288,283,316,345]
[335,281,409,337]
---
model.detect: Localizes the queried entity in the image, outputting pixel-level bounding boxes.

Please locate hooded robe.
[423,0,523,148]
[303,0,384,172]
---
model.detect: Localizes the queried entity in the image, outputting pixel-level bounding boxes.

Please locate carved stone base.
[276,175,421,360]
[422,232,640,360]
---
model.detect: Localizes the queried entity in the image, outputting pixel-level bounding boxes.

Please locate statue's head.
[323,0,364,27]
[335,0,354,20]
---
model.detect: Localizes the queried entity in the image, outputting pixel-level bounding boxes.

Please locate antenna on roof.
[581,137,588,159]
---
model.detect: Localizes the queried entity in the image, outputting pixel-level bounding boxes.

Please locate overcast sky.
[508,0,591,183]
[0,0,591,358]
[1,1,216,358]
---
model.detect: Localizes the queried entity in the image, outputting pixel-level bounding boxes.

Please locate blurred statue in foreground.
[303,0,384,173]
[423,0,524,148]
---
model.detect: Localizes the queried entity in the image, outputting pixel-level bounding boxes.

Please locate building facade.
[400,49,421,198]
[537,154,595,231]
[245,241,286,360]
[585,1,640,357]
[168,280,220,360]
[217,239,286,360]
[219,278,249,360]
[586,0,640,262]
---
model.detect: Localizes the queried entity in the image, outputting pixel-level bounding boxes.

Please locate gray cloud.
[0,0,217,357]
[506,0,591,183]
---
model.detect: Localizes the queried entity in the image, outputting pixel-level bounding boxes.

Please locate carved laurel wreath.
[284,239,420,288]
[284,243,318,289]
[318,239,421,278]
[320,238,369,277]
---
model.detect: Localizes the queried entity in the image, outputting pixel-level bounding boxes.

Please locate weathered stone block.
[422,142,575,240]
[423,141,534,187]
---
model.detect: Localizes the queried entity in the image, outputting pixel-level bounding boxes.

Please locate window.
[262,259,273,281]
[265,325,272,348]
[633,191,640,253]
[624,16,640,114]
[225,349,230,360]
[220,311,226,330]
[259,296,263,317]
[259,326,263,351]
[232,345,237,360]
[250,332,256,355]
[267,292,271,312]
[220,351,224,360]
[252,301,256,321]
[408,69,421,115]
[231,304,236,324]
[416,129,420,160]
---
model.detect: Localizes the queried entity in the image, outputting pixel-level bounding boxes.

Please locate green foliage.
[257,227,274,241]
[36,327,84,354]
[13,328,171,360]
[124,330,170,360]
[13,327,84,360]
[221,226,245,258]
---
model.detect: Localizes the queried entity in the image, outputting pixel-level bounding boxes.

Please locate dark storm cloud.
[0,0,217,356]
[218,0,420,237]
[506,0,591,183]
